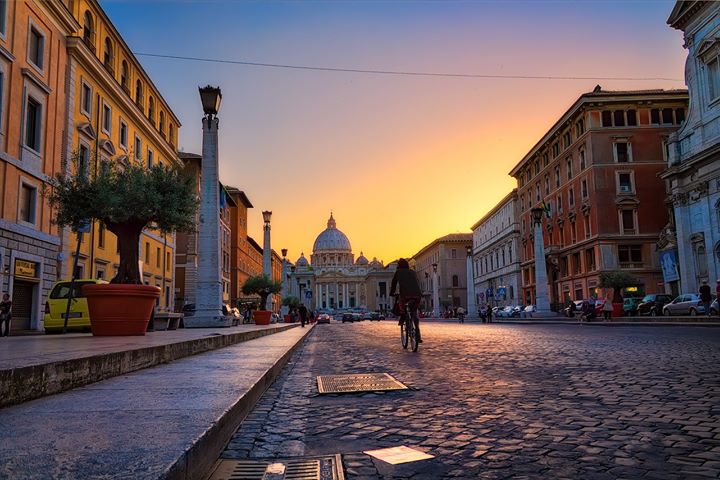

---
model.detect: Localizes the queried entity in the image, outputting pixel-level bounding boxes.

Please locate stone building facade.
[509,87,688,308]
[663,2,720,294]
[412,233,472,312]
[0,1,76,331]
[471,189,521,308]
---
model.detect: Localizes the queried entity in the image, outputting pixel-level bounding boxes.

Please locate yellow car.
[44,279,108,333]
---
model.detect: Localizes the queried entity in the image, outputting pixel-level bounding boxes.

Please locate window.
[676,108,686,124]
[135,80,143,107]
[544,175,550,195]
[650,108,661,125]
[583,215,591,239]
[452,275,459,287]
[535,184,540,202]
[570,221,577,244]
[560,257,568,277]
[78,143,90,177]
[613,110,625,127]
[627,109,637,126]
[710,57,720,100]
[166,252,171,271]
[19,183,37,224]
[134,135,141,160]
[618,172,633,193]
[81,82,92,116]
[566,158,573,179]
[451,248,456,259]
[563,132,571,149]
[602,110,612,127]
[556,195,563,214]
[147,148,153,169]
[168,123,175,146]
[542,153,548,167]
[24,96,42,152]
[103,37,113,70]
[148,97,155,125]
[568,188,575,207]
[576,118,585,136]
[585,248,595,271]
[620,209,635,234]
[572,252,581,274]
[579,148,586,170]
[121,61,129,90]
[156,247,160,267]
[519,194,524,212]
[534,160,540,176]
[82,11,94,47]
[0,0,7,36]
[96,269,105,280]
[618,245,642,265]
[98,222,105,248]
[159,111,165,137]
[555,166,560,187]
[145,242,150,263]
[581,179,588,199]
[28,25,45,70]
[102,103,111,134]
[614,142,631,163]
[119,120,128,149]
[552,143,559,158]
[662,108,674,124]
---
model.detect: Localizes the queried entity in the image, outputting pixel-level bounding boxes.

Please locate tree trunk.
[105,221,145,284]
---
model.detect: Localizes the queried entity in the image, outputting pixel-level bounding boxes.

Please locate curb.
[0,324,298,409]
[164,324,315,480]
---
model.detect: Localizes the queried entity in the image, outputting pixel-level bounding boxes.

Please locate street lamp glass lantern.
[432,263,437,273]
[531,207,544,225]
[281,248,287,258]
[262,210,272,224]
[466,245,472,256]
[198,86,222,116]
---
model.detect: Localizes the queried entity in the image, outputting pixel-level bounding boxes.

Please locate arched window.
[135,80,143,107]
[83,11,94,47]
[148,97,155,125]
[452,275,459,288]
[120,61,129,90]
[168,123,175,146]
[103,37,113,69]
[159,111,165,137]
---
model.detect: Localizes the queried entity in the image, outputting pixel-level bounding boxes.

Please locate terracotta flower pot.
[612,303,624,318]
[83,284,160,336]
[253,310,272,325]
[284,314,292,323]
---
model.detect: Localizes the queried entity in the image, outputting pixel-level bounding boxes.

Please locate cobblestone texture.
[221,322,720,479]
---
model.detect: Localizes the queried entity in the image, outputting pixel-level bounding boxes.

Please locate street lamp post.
[262,210,272,311]
[531,207,552,316]
[432,263,440,318]
[189,86,230,327]
[466,245,477,318]
[281,248,288,317]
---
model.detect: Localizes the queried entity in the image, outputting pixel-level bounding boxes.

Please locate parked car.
[663,293,709,316]
[370,312,384,321]
[44,279,108,333]
[710,298,719,316]
[341,313,354,323]
[352,312,363,322]
[363,312,374,320]
[495,306,520,318]
[317,313,331,324]
[636,294,674,316]
[521,305,536,317]
[563,300,584,318]
[622,297,643,316]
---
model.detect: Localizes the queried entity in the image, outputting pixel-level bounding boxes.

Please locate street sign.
[305,290,312,299]
[486,288,494,298]
[75,219,91,233]
[497,287,506,298]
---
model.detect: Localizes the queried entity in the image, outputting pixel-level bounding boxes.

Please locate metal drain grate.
[317,373,408,394]
[208,455,343,480]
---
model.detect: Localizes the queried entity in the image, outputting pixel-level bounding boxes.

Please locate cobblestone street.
[220,322,720,479]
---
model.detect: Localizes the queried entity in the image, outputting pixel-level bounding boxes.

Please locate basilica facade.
[290,214,395,313]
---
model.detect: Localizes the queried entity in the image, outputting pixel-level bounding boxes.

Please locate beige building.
[412,233,473,312]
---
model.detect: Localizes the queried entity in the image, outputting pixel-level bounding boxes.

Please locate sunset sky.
[105,0,686,265]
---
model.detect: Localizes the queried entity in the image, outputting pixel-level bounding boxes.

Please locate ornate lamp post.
[262,210,272,311]
[531,207,552,316]
[432,262,440,318]
[281,248,288,316]
[189,86,230,327]
[466,245,477,318]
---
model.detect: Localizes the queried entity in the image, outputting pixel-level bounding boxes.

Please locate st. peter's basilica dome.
[312,213,352,252]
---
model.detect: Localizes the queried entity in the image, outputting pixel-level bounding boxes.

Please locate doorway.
[11,280,35,331]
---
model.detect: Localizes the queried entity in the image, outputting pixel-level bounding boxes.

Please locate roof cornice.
[470,189,518,231]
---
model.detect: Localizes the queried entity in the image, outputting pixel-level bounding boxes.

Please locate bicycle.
[399,300,420,352]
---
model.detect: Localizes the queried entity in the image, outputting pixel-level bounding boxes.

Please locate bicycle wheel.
[408,316,418,352]
[400,315,408,349]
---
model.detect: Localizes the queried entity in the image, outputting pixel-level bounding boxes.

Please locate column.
[432,268,440,318]
[262,214,272,310]
[533,217,552,315]
[466,251,477,317]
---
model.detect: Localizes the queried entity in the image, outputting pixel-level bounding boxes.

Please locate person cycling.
[390,258,423,343]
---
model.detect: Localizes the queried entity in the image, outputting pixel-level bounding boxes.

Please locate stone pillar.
[188,115,230,327]
[466,252,477,317]
[533,220,552,315]
[432,268,440,318]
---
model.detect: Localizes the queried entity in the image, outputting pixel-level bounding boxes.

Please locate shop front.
[11,258,41,332]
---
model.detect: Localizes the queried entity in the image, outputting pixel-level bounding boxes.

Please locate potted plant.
[47,155,197,335]
[598,271,639,318]
[281,296,301,322]
[241,275,282,325]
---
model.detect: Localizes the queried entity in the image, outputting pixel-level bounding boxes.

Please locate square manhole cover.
[208,455,343,480]
[317,373,408,394]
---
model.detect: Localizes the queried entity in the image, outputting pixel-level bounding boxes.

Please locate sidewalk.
[0,325,314,480]
[0,323,297,408]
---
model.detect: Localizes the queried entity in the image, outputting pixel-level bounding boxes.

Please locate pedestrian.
[0,293,12,337]
[457,306,465,323]
[486,305,492,323]
[716,280,720,317]
[298,304,308,328]
[602,297,613,320]
[699,280,712,316]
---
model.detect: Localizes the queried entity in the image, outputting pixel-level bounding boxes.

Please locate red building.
[509,87,688,308]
